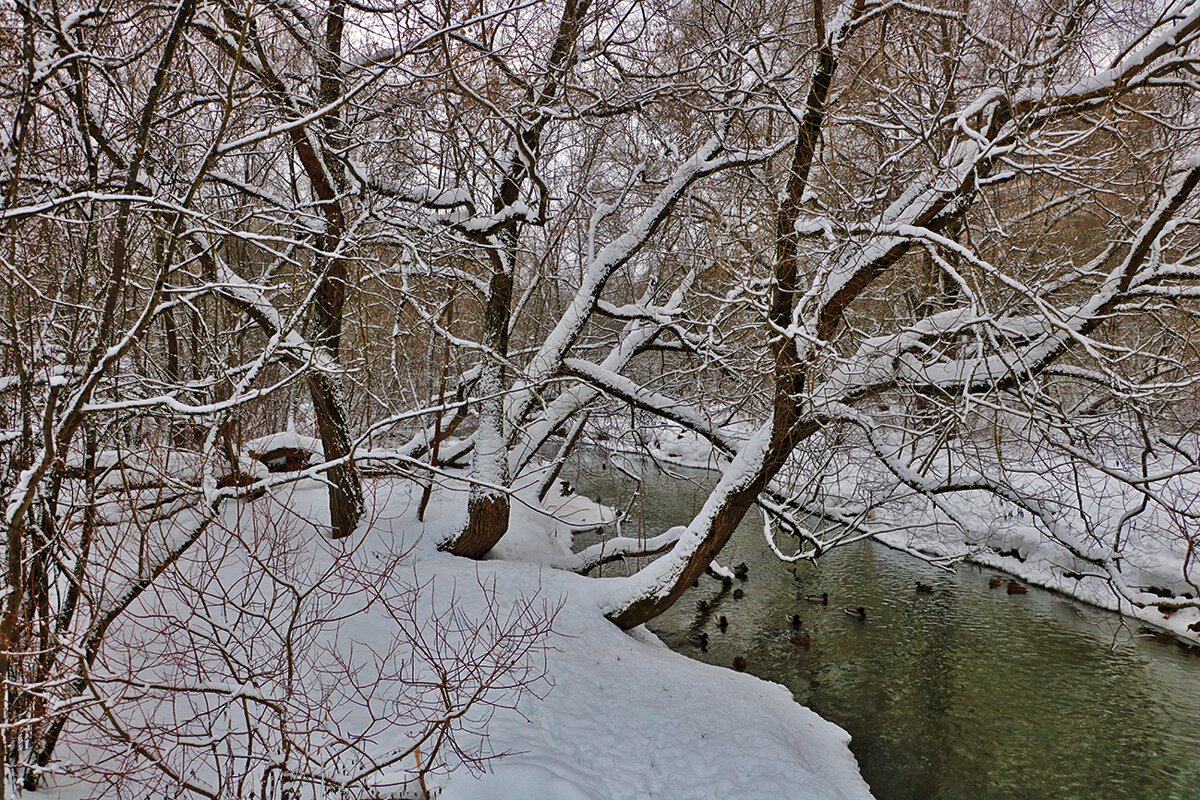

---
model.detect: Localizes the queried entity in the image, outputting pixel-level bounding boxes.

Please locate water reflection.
[569,453,1200,800]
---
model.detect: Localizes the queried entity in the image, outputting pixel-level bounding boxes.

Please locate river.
[569,453,1200,800]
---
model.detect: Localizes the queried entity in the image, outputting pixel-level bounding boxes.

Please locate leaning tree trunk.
[605,415,811,628]
[603,0,851,628]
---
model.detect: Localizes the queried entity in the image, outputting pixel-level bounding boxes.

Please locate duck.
[696,599,711,612]
[806,592,829,605]
[915,581,934,594]
[733,588,745,600]
[689,632,710,651]
[721,576,734,589]
[844,606,867,619]
[718,615,729,631]
[1187,620,1200,633]
[559,479,573,495]
[732,656,747,672]
[788,613,803,628]
[790,633,812,647]
[988,577,1004,588]
[733,562,749,580]
[1006,581,1028,595]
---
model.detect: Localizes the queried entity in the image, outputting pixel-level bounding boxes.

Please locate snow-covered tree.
[359,0,1200,628]
[594,0,1200,626]
[7,0,1200,792]
[0,0,553,791]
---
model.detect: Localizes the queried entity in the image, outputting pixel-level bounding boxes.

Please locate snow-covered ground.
[58,411,1200,799]
[39,472,873,800]
[398,480,871,799]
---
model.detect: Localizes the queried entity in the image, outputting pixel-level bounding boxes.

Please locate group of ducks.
[801,590,868,619]
[688,572,880,669]
[989,576,1029,594]
[690,562,1031,671]
[689,562,750,660]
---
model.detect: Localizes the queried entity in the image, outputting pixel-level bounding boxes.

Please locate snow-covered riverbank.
[615,425,1200,646]
[414,481,875,799]
[39,475,873,800]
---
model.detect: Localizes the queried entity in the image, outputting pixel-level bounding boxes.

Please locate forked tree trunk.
[439,0,591,557]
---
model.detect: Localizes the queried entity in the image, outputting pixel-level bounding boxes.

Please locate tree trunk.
[603,1,852,628]
[308,370,364,539]
[606,419,807,628]
[302,0,363,540]
[444,267,513,556]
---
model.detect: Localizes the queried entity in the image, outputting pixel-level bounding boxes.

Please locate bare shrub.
[36,487,557,799]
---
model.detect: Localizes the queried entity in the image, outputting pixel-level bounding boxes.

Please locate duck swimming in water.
[733,588,745,600]
[806,592,829,605]
[718,615,729,631]
[790,633,812,647]
[689,632,709,651]
[788,613,803,628]
[732,656,747,671]
[696,599,711,612]
[916,581,934,594]
[733,562,749,580]
[988,577,1004,588]
[844,606,867,619]
[1006,581,1028,595]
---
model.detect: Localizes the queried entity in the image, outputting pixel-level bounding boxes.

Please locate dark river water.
[568,453,1200,800]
